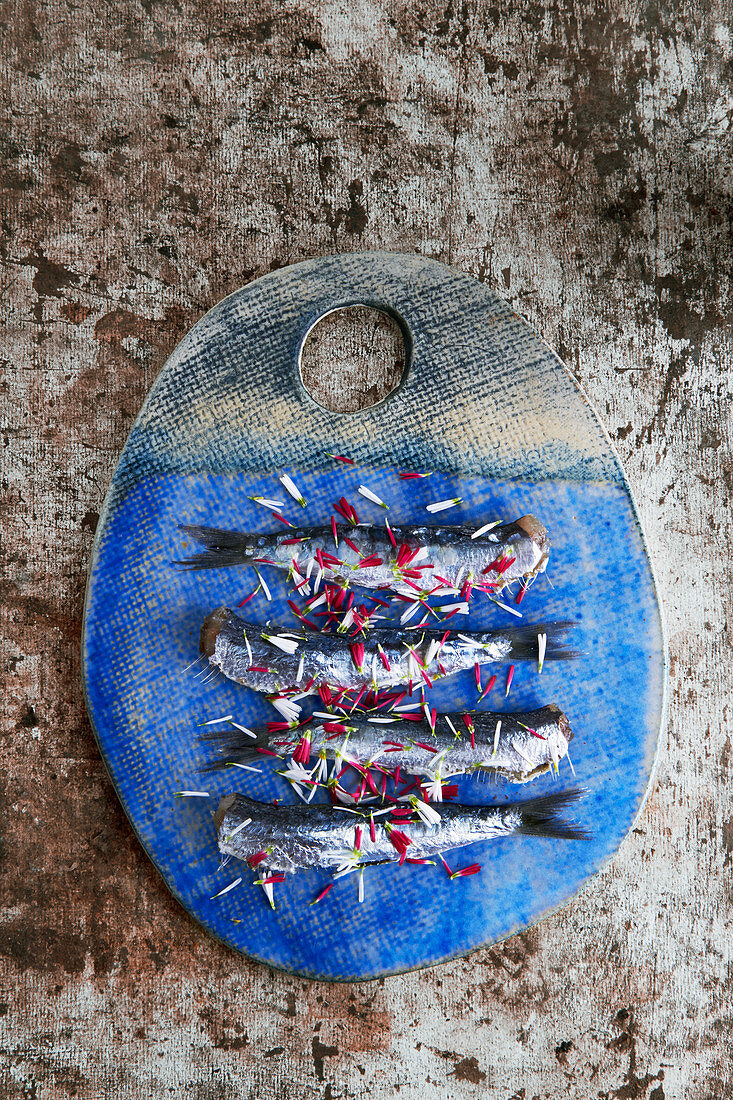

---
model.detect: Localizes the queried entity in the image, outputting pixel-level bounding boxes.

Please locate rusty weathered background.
[1,0,732,1097]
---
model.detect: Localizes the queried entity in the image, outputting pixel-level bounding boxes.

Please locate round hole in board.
[299,305,408,413]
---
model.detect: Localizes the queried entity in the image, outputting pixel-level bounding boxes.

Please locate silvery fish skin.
[204,704,573,784]
[177,515,549,593]
[215,789,588,875]
[200,607,573,695]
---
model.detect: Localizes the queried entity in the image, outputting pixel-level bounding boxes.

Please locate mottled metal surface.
[1,0,731,1095]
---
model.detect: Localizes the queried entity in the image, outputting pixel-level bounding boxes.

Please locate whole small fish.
[200,607,573,695]
[177,514,549,594]
[215,788,589,875]
[203,704,573,785]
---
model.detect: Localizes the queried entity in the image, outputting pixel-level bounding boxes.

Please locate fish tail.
[504,621,577,662]
[174,525,272,570]
[199,725,275,773]
[514,787,590,839]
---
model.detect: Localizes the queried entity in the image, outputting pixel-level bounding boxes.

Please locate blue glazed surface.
[82,253,666,980]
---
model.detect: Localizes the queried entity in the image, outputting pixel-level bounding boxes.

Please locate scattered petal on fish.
[411,796,441,825]
[262,633,300,655]
[400,600,423,625]
[424,776,444,803]
[271,696,301,722]
[512,739,536,767]
[538,631,547,673]
[225,818,252,842]
[471,520,502,539]
[231,721,257,739]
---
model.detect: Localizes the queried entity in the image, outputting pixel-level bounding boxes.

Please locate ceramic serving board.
[82,251,666,981]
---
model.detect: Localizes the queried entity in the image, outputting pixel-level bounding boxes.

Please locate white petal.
[426,498,461,513]
[272,696,301,721]
[263,634,299,655]
[400,600,422,625]
[211,877,242,899]
[227,818,252,840]
[488,596,522,618]
[255,569,272,601]
[340,608,355,631]
[414,798,441,825]
[512,739,535,766]
[358,485,387,507]
[538,632,547,672]
[280,474,306,505]
[230,721,256,739]
[471,520,502,539]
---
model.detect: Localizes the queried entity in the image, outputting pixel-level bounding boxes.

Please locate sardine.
[200,607,574,696]
[215,788,589,875]
[203,704,573,784]
[177,514,549,594]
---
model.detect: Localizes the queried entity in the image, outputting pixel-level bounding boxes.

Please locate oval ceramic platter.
[82,252,666,981]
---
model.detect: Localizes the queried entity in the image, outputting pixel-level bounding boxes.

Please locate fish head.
[214,792,237,834]
[506,704,573,781]
[514,514,550,575]
[200,606,234,658]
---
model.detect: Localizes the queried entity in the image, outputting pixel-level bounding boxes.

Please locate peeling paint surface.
[1,0,731,1096]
